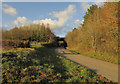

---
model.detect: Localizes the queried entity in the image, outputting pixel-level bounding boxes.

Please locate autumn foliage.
[2,23,56,48]
[2,40,30,49]
[2,23,55,43]
[65,2,119,63]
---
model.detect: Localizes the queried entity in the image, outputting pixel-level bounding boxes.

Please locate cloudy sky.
[2,2,104,37]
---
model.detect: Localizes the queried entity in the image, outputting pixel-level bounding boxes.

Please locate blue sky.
[2,2,104,37]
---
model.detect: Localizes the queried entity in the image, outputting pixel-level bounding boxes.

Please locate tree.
[2,23,56,43]
[65,2,118,58]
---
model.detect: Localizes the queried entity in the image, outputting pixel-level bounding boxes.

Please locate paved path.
[55,48,119,82]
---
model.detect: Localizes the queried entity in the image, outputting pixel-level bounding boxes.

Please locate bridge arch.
[56,37,67,48]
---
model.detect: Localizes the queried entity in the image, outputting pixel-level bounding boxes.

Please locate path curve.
[55,48,118,82]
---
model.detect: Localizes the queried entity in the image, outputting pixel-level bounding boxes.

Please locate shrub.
[2,40,30,49]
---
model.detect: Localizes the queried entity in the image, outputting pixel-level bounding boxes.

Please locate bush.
[2,40,30,49]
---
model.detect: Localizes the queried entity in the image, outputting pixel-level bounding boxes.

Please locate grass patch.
[67,47,119,64]
[2,47,112,83]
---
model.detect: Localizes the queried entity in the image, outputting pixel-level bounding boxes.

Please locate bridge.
[56,37,67,48]
[41,37,67,48]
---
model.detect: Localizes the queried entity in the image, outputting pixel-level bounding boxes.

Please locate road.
[55,48,119,82]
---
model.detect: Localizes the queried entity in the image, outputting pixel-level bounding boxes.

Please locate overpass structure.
[56,37,67,48]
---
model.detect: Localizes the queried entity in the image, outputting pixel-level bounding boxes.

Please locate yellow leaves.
[17,55,20,59]
[23,68,27,71]
[113,46,118,52]
[115,10,118,14]
[23,57,26,60]
[31,75,35,78]
[4,72,7,75]
[80,75,83,78]
[101,38,105,42]
[81,70,83,72]
[113,46,117,50]
[115,49,118,52]
[40,74,46,78]
[16,71,18,74]
[52,75,56,79]
[112,21,114,23]
[112,56,114,59]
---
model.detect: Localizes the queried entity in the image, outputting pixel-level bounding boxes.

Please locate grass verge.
[67,47,119,64]
[2,47,112,83]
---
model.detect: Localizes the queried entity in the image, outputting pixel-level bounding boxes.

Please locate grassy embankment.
[2,43,112,83]
[67,47,119,64]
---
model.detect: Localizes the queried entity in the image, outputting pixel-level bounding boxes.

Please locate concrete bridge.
[41,37,67,48]
[56,37,67,48]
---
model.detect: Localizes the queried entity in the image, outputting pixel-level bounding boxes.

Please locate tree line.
[65,2,119,61]
[2,23,55,43]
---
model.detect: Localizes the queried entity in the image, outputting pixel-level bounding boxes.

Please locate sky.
[1,2,104,37]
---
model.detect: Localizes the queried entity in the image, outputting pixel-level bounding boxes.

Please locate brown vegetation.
[2,23,55,43]
[65,2,119,64]
[2,23,56,48]
[2,40,30,49]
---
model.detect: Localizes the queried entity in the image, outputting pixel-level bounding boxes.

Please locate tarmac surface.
[55,48,119,82]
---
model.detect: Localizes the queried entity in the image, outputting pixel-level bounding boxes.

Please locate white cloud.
[53,24,73,37]
[81,3,90,10]
[93,2,104,7]
[33,18,58,29]
[52,4,76,27]
[12,5,76,30]
[2,4,17,16]
[13,20,18,26]
[13,16,33,26]
[4,24,8,28]
[81,2,104,11]
[2,24,9,30]
[33,4,76,29]
[73,19,84,27]
[17,16,27,25]
[33,20,39,24]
